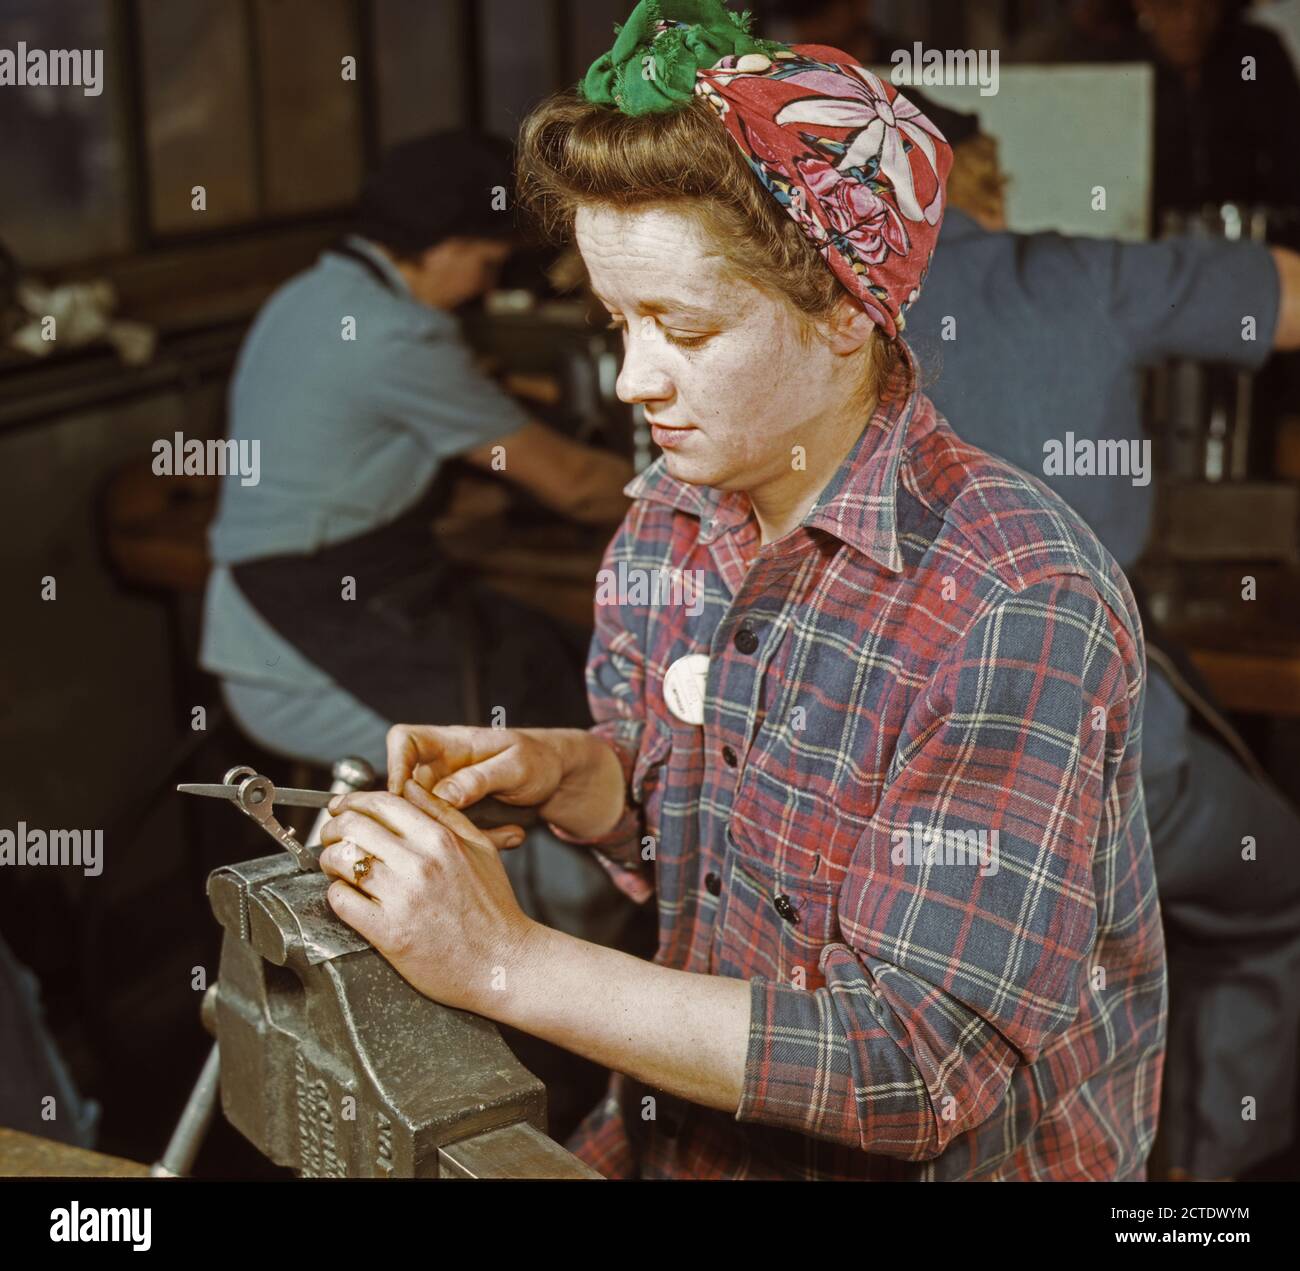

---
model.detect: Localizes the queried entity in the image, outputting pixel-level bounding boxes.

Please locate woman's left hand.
[318,781,538,1015]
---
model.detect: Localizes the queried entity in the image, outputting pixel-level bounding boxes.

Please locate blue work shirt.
[907,210,1279,572]
[906,211,1279,780]
[200,235,530,691]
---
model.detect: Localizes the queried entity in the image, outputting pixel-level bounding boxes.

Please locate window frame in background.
[4,0,587,276]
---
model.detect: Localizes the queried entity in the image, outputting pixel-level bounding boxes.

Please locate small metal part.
[177,779,336,809]
[332,756,376,790]
[306,757,377,848]
[177,767,319,871]
[180,759,543,874]
[231,773,317,871]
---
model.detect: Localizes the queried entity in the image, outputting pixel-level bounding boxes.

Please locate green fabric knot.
[581,0,784,116]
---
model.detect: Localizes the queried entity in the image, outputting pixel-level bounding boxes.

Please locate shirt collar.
[623,349,921,573]
[341,233,416,297]
[338,234,460,335]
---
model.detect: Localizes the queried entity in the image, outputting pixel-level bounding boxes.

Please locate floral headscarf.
[581,2,952,338]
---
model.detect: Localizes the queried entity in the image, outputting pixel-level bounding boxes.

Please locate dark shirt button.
[773,893,798,924]
[733,626,759,655]
[705,871,722,896]
[721,745,737,767]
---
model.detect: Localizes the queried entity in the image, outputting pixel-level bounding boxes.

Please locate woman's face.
[576,203,850,495]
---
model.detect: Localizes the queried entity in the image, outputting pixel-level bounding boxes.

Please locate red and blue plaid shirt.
[562,357,1167,1180]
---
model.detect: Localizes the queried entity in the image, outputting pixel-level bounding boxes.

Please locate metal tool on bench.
[158,757,592,1179]
[177,760,538,872]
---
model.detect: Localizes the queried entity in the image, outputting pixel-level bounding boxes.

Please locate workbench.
[0,1127,150,1178]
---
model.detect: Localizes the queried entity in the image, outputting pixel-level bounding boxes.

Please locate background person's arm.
[1270,246,1300,351]
[1059,233,1287,367]
[461,421,633,526]
[373,326,633,524]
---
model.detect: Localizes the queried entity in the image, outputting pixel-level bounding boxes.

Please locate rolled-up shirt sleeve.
[1072,234,1280,369]
[373,327,533,458]
[736,572,1143,1158]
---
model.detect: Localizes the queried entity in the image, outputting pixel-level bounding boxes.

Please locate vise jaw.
[206,853,600,1178]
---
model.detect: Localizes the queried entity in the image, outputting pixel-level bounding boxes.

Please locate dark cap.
[899,89,980,148]
[356,130,516,258]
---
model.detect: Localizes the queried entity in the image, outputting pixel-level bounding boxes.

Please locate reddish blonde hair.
[517,89,902,398]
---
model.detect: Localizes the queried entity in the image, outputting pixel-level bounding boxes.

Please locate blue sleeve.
[372,328,533,460]
[1024,234,1280,370]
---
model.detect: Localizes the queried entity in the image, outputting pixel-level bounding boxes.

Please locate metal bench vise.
[194,852,600,1178]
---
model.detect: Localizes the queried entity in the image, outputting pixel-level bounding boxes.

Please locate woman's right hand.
[386,724,628,843]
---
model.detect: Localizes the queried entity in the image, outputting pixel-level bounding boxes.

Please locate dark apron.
[231,241,592,729]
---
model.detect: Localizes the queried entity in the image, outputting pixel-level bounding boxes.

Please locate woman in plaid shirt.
[318,2,1167,1180]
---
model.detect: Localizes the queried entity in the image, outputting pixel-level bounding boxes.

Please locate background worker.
[906,97,1300,1180]
[202,130,634,773]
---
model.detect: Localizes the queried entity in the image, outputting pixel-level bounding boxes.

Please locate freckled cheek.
[681,339,783,434]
